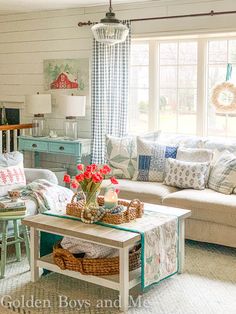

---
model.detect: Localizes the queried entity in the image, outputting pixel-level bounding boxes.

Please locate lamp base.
[64,117,78,140]
[32,114,46,137]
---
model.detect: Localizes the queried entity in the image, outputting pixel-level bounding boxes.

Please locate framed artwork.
[43,58,89,93]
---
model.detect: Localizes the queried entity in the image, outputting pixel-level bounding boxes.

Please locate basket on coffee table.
[53,241,141,276]
[66,195,144,225]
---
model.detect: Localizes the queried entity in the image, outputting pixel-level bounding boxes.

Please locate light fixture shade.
[58,95,86,117]
[91,22,129,45]
[25,94,52,114]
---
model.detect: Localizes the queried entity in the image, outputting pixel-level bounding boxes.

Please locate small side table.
[18,136,91,168]
[0,215,30,279]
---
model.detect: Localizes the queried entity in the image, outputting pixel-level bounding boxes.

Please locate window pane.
[229,40,236,63]
[208,65,226,89]
[179,42,197,65]
[160,66,177,88]
[130,66,148,88]
[179,89,197,112]
[208,111,227,137]
[178,114,196,134]
[228,115,236,137]
[129,88,149,133]
[159,89,177,132]
[131,43,149,66]
[160,43,178,65]
[179,66,197,88]
[209,40,227,64]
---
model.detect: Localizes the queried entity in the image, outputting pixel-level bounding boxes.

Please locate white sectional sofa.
[115,134,236,248]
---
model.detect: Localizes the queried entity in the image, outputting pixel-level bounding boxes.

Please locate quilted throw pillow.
[164,158,210,190]
[208,151,236,195]
[106,135,137,179]
[133,137,178,182]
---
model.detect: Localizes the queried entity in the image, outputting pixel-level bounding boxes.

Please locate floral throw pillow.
[164,158,210,190]
[133,137,178,182]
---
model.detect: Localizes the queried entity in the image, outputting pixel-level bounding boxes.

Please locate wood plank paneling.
[0,0,235,169]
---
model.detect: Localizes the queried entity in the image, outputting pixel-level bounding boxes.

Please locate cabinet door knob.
[59,146,64,151]
[32,144,37,148]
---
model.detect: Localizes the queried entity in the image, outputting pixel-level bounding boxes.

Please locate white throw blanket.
[22,179,73,213]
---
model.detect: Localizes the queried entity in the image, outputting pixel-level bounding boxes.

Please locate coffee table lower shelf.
[38,254,141,291]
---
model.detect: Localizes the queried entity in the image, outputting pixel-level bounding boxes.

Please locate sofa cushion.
[164,159,210,190]
[103,179,179,204]
[0,152,26,197]
[208,151,236,195]
[176,147,213,163]
[163,188,236,228]
[133,137,178,182]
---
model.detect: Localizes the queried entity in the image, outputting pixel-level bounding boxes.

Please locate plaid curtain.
[91,21,131,163]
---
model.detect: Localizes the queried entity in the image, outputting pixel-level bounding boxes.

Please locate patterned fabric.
[21,179,73,213]
[0,152,26,197]
[208,151,236,195]
[164,158,210,190]
[43,208,178,290]
[0,166,25,185]
[133,137,178,182]
[106,134,136,179]
[91,21,131,163]
[177,148,213,163]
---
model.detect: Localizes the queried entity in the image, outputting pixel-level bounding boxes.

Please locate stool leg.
[0,221,8,279]
[22,225,30,266]
[13,220,21,262]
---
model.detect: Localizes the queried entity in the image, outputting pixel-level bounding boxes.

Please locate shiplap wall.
[0,0,236,169]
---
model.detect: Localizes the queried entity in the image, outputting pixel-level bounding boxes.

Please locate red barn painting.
[50,72,78,89]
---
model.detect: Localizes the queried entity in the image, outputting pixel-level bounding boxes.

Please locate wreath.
[211,82,236,112]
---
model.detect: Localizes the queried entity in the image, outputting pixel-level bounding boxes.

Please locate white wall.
[0,0,236,169]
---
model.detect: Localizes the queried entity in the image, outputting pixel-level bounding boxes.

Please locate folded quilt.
[21,179,73,213]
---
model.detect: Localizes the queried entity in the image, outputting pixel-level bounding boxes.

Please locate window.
[129,36,236,138]
[207,39,236,137]
[129,42,149,133]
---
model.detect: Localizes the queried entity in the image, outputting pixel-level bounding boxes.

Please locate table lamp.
[25,93,52,137]
[57,94,86,140]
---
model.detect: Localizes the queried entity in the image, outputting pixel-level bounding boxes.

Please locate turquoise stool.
[0,215,30,279]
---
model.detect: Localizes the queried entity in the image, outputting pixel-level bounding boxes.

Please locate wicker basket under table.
[53,242,141,276]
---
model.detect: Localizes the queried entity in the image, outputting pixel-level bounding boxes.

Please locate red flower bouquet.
[63,164,118,208]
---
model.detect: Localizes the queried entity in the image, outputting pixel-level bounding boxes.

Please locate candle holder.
[104,187,118,209]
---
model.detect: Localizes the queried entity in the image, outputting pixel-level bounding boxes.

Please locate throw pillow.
[164,158,210,190]
[133,137,178,182]
[0,152,26,197]
[105,131,161,179]
[176,148,213,163]
[106,135,137,179]
[208,151,236,195]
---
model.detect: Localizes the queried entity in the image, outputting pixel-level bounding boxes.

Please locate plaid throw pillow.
[208,151,236,195]
[133,137,178,182]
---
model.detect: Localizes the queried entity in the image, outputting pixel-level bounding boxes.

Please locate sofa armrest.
[24,168,58,185]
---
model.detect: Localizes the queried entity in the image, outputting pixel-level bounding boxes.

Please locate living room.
[0,0,235,313]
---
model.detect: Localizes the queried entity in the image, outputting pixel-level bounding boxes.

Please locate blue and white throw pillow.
[133,137,178,182]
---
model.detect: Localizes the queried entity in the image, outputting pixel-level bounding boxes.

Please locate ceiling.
[0,0,155,12]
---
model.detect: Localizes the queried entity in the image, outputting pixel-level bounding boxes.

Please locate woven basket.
[53,241,141,276]
[66,195,144,225]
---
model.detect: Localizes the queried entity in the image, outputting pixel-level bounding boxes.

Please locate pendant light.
[91,0,129,45]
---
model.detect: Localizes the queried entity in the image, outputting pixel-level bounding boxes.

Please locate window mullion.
[148,40,158,131]
[197,38,207,136]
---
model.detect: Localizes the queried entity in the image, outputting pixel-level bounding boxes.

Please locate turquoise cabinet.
[18,136,91,168]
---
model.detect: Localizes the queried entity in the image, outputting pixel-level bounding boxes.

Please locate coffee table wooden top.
[22,203,191,249]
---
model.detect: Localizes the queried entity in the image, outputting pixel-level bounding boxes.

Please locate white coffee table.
[23,203,191,312]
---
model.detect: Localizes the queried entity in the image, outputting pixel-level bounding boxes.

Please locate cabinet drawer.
[49,142,76,155]
[23,140,48,152]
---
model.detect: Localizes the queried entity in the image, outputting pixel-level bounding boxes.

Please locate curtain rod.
[78,9,236,27]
